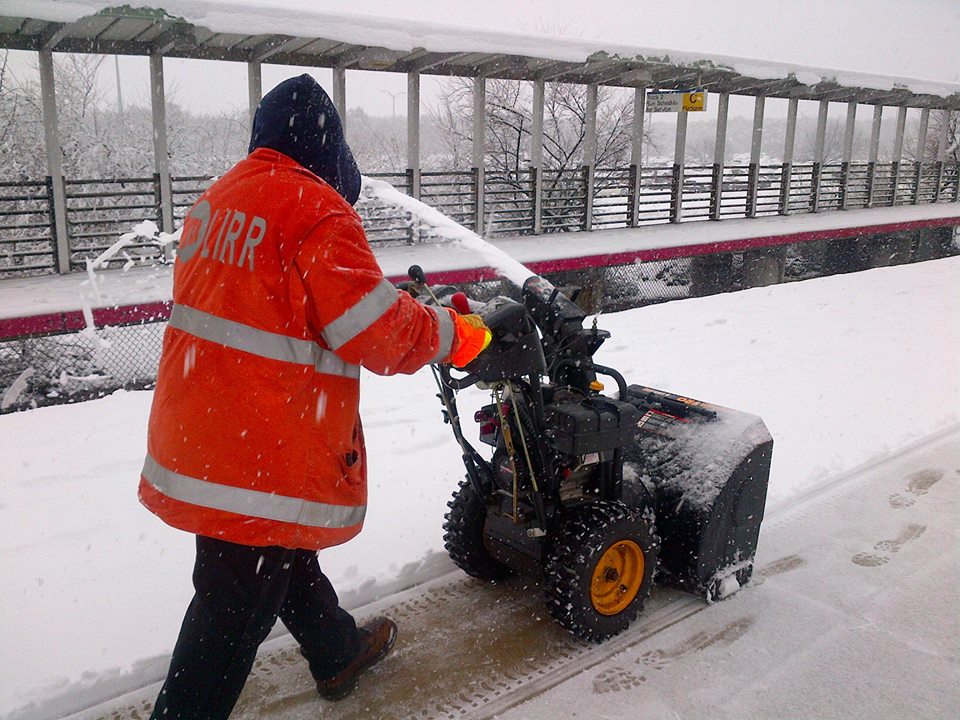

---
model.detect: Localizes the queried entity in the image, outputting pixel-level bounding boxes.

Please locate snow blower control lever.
[407,267,773,642]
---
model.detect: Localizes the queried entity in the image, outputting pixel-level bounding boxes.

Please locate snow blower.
[407,268,772,643]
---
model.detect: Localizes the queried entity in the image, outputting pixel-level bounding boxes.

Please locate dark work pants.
[149,535,361,720]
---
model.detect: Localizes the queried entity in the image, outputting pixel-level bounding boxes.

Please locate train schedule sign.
[646,89,708,112]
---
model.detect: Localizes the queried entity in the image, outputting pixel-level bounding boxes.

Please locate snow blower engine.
[404,267,772,642]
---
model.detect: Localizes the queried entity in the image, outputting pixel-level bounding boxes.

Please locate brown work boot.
[316,617,398,701]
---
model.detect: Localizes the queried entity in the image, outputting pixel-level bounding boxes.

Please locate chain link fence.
[1,322,166,411]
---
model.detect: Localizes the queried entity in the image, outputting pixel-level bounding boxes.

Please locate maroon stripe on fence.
[91,301,173,327]
[386,214,960,284]
[0,301,173,341]
[0,313,71,340]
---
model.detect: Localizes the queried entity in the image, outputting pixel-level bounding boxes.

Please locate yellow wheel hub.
[590,540,645,616]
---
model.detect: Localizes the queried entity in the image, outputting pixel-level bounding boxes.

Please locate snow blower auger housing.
[405,268,772,642]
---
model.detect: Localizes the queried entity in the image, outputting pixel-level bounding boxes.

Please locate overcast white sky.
[4,0,958,118]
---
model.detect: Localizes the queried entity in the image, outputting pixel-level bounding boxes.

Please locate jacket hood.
[249,74,361,205]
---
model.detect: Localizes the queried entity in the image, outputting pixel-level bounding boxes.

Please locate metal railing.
[356,171,413,245]
[0,179,56,274]
[541,167,589,231]
[716,165,750,218]
[1,159,958,277]
[63,176,163,269]
[591,167,632,228]
[172,175,216,224]
[895,163,919,204]
[754,163,784,216]
[485,169,536,235]
[419,170,475,231]
[786,163,815,213]
[635,165,673,224]
[678,165,713,221]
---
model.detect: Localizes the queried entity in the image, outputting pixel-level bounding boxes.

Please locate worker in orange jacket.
[140,74,491,719]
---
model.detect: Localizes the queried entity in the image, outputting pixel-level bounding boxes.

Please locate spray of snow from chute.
[360,177,535,289]
[1,368,35,410]
[80,220,181,343]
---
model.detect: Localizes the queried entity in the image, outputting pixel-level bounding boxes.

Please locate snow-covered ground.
[504,431,960,720]
[1,257,958,719]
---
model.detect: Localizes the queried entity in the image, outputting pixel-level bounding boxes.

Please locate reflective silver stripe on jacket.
[427,305,455,364]
[142,455,366,529]
[322,278,399,350]
[169,303,360,379]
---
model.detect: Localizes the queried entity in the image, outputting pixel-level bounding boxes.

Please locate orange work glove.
[449,312,493,368]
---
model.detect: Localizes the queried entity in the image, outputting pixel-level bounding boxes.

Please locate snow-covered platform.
[26,429,960,720]
[1,203,957,341]
[1,256,958,719]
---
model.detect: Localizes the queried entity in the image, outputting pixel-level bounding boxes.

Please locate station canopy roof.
[2,1,959,110]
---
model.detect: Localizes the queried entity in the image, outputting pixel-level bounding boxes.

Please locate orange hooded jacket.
[138,147,461,550]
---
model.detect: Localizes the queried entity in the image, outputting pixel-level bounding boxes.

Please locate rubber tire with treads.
[544,500,659,642]
[443,479,513,581]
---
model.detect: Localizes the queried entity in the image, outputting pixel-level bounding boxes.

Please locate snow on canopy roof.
[2,0,959,108]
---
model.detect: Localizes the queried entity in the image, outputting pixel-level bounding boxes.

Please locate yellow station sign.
[647,89,708,113]
[682,91,706,111]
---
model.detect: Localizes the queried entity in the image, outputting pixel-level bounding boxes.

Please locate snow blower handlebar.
[403,265,499,498]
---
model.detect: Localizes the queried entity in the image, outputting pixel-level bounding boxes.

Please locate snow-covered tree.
[428,79,648,231]
[430,78,638,172]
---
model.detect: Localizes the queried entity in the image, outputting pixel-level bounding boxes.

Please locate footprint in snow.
[906,468,943,494]
[887,494,913,509]
[593,666,646,694]
[592,619,753,694]
[888,468,944,508]
[852,524,927,567]
[642,618,753,669]
[758,554,806,578]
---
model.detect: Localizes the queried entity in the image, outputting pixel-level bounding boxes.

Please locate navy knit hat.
[249,74,361,205]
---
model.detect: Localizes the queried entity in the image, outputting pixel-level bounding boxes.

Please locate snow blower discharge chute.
[405,268,772,642]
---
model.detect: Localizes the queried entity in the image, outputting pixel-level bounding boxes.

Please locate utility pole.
[382,89,405,120]
[114,55,124,168]
[114,55,124,115]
